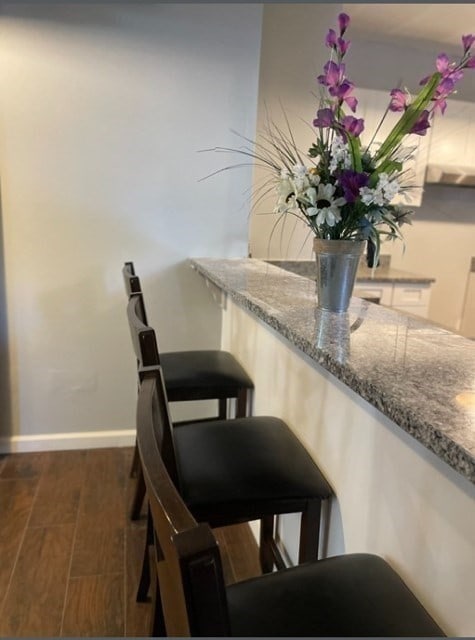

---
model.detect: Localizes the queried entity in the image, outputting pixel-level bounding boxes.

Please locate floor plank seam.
[123,460,128,637]
[58,455,84,638]
[0,462,44,628]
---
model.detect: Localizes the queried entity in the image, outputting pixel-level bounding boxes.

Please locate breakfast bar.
[191,257,475,637]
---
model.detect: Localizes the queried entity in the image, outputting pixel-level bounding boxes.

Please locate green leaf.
[346,132,363,172]
[374,72,441,164]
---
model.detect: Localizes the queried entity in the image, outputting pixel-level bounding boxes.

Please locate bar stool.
[137,369,445,638]
[122,261,254,519]
[127,294,333,603]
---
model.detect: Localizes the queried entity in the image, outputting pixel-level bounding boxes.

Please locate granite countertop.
[190,257,474,485]
[267,259,436,284]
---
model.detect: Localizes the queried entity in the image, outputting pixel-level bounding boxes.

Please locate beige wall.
[0,4,262,447]
[249,4,475,332]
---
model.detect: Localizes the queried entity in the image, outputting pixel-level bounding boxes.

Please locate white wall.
[382,185,475,330]
[249,3,342,260]
[0,4,263,447]
[249,4,475,332]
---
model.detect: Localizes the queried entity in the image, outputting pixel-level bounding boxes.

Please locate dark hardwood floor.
[0,447,261,637]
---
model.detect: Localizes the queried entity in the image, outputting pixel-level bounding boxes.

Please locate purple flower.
[338,13,350,36]
[448,68,465,83]
[462,34,475,52]
[344,95,358,112]
[388,88,408,112]
[317,60,342,87]
[313,108,335,128]
[338,170,369,202]
[337,37,350,55]
[329,78,353,98]
[410,110,431,136]
[341,115,365,137]
[326,28,337,48]
[432,76,457,114]
[327,80,358,111]
[436,53,450,73]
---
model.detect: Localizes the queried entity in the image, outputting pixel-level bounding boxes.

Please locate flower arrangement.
[209,13,474,261]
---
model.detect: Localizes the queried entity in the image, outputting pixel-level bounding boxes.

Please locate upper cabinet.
[356,88,430,207]
[426,98,475,169]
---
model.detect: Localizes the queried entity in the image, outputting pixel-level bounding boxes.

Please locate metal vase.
[313,238,365,313]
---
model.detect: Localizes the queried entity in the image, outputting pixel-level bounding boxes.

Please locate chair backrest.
[137,368,230,637]
[122,261,148,324]
[127,293,160,367]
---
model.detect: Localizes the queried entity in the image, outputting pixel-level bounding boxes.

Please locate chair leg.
[130,465,146,521]
[218,398,227,419]
[137,509,153,602]
[298,500,322,564]
[259,514,275,573]
[235,388,248,418]
[129,439,140,478]
[150,576,167,637]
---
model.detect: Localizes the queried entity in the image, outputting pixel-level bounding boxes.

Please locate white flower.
[306,186,317,204]
[306,183,345,227]
[360,186,385,207]
[293,164,307,177]
[277,175,293,201]
[274,171,294,213]
[308,169,321,187]
[292,165,311,194]
[359,187,374,206]
[329,135,352,172]
[382,178,400,202]
[359,173,400,207]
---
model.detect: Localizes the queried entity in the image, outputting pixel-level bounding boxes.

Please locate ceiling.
[345,4,475,52]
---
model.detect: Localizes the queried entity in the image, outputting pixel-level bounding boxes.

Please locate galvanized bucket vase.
[313,238,365,313]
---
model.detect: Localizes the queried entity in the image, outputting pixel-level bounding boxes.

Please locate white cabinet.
[391,283,432,318]
[353,282,393,306]
[427,98,475,168]
[354,281,432,318]
[356,88,429,207]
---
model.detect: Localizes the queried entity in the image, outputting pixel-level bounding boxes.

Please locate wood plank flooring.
[0,447,261,637]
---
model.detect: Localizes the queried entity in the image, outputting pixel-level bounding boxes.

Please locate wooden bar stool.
[128,294,333,602]
[136,369,445,638]
[123,262,254,519]
[136,363,332,595]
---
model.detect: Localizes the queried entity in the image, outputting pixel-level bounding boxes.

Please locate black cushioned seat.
[226,553,444,637]
[174,416,332,524]
[160,349,253,401]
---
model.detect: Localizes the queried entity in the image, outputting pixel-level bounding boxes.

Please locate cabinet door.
[428,99,474,167]
[391,284,432,318]
[353,282,393,306]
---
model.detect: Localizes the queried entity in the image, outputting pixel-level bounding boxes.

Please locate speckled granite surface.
[190,257,474,484]
[267,259,436,284]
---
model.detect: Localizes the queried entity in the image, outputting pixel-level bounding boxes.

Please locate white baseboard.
[0,429,136,453]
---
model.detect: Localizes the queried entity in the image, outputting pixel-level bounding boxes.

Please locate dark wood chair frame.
[128,298,328,604]
[122,261,252,519]
[137,370,229,636]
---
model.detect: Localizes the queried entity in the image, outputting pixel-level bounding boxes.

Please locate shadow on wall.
[0,181,13,438]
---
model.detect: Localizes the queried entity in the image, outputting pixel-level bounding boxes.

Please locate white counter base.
[221,297,475,637]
